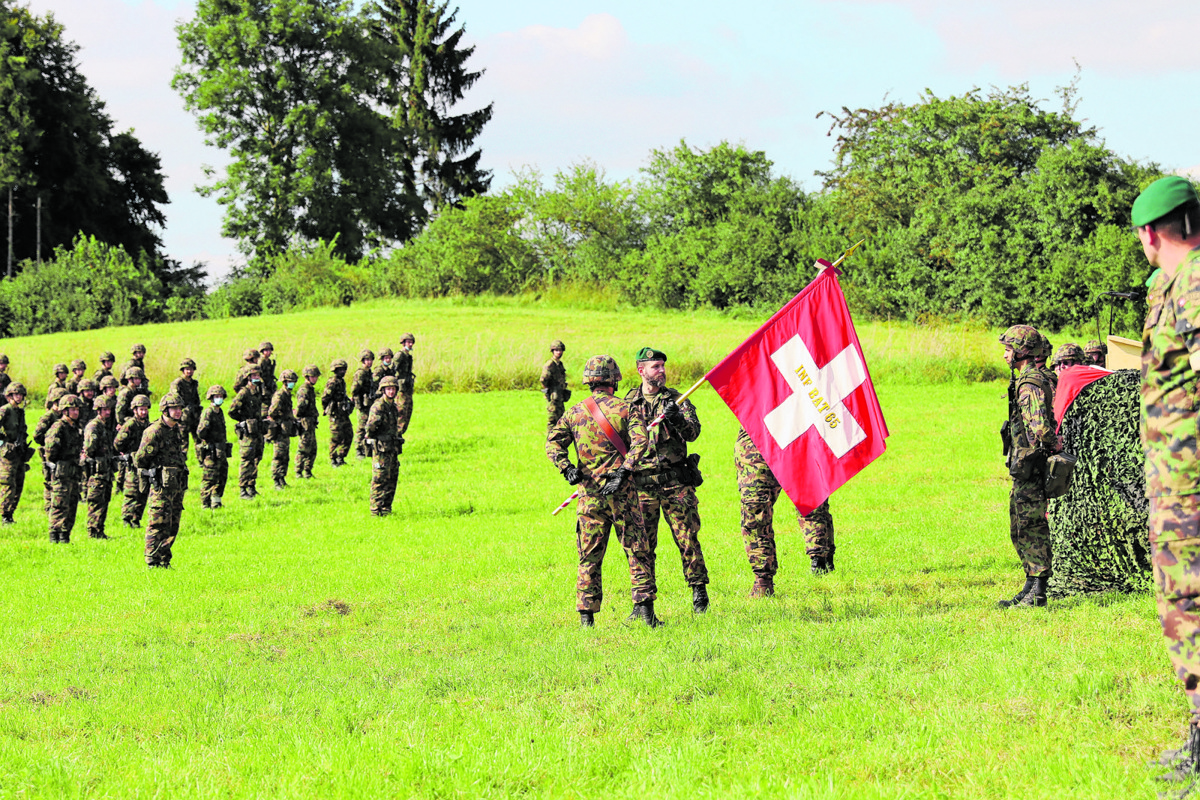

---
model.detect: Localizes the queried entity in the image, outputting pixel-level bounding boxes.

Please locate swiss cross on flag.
[706,264,889,514]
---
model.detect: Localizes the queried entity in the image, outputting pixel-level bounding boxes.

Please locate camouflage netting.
[1048,369,1151,597]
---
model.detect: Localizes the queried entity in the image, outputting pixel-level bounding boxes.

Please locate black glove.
[600,467,628,495]
[662,399,684,424]
[562,465,581,485]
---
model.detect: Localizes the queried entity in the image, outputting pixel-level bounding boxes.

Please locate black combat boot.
[1,516,13,525]
[827,547,836,572]
[1015,575,1048,608]
[1154,722,1199,770]
[692,585,710,614]
[49,529,59,544]
[60,532,69,544]
[1158,722,1200,784]
[630,601,664,628]
[997,576,1035,608]
[274,479,287,490]
[579,610,594,628]
[749,576,775,598]
[811,555,832,575]
[240,489,253,500]
[212,496,223,509]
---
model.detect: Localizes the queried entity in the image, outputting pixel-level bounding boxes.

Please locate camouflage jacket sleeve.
[227,387,260,422]
[365,399,396,441]
[268,389,292,421]
[394,352,413,380]
[295,384,317,418]
[33,411,58,445]
[350,368,371,400]
[45,420,74,463]
[545,411,576,473]
[0,405,20,443]
[196,406,225,444]
[1017,381,1053,450]
[621,398,648,470]
[83,419,111,459]
[113,420,142,454]
[320,378,342,411]
[135,422,187,470]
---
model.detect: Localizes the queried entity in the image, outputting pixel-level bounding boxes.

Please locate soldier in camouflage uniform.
[1130,177,1200,784]
[119,344,146,386]
[0,382,32,524]
[228,366,265,498]
[233,348,260,393]
[546,355,660,628]
[76,379,98,431]
[372,347,397,399]
[541,340,569,433]
[1084,339,1107,367]
[366,375,401,516]
[294,365,320,479]
[0,354,12,397]
[170,358,201,452]
[735,427,836,596]
[998,324,1057,609]
[258,341,277,400]
[625,347,709,613]
[351,349,375,459]
[65,359,87,395]
[1051,343,1086,375]
[266,368,297,489]
[196,385,230,509]
[136,393,189,568]
[44,394,85,544]
[94,351,115,382]
[45,363,68,409]
[322,359,353,467]
[115,367,149,491]
[34,387,67,512]
[115,395,152,527]
[396,333,416,437]
[81,395,117,539]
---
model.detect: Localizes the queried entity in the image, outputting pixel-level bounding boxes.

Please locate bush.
[258,239,370,314]
[205,276,262,319]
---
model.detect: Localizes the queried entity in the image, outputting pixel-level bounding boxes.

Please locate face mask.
[286,382,296,390]
[251,378,261,385]
[213,397,224,407]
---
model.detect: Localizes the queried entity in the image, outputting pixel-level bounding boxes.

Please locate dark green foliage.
[1048,369,1150,596]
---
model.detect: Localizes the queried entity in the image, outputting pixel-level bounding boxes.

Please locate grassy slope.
[0,348,1176,799]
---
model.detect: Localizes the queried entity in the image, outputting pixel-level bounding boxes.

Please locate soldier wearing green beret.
[1133,176,1200,783]
[541,340,570,433]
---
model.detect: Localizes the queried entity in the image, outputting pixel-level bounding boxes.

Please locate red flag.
[705,265,889,514]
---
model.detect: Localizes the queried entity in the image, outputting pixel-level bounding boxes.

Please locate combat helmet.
[550,340,566,353]
[243,348,260,363]
[53,363,68,375]
[131,394,151,409]
[99,376,119,391]
[378,376,399,390]
[70,358,86,371]
[57,394,83,410]
[0,354,9,365]
[303,364,321,378]
[1052,343,1086,368]
[259,341,274,353]
[330,359,348,373]
[358,349,375,362]
[93,395,116,411]
[280,369,299,384]
[583,355,622,386]
[400,333,416,344]
[124,366,146,382]
[99,351,115,363]
[179,357,197,371]
[206,385,227,400]
[998,325,1043,361]
[131,343,146,355]
[77,379,98,395]
[4,382,25,398]
[1033,332,1052,366]
[378,347,394,360]
[46,387,67,406]
[1085,339,1107,360]
[159,392,184,411]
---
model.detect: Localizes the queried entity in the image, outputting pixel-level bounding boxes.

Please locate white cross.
[762,335,867,458]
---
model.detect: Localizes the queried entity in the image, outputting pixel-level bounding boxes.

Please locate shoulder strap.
[582,396,627,456]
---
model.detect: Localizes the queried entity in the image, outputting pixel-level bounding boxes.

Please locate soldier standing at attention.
[322,359,353,467]
[119,344,146,385]
[65,359,87,395]
[546,355,660,628]
[170,358,202,453]
[34,387,67,512]
[234,348,260,392]
[136,393,189,568]
[395,334,416,436]
[81,395,116,539]
[1084,340,1107,367]
[0,382,31,525]
[0,354,12,396]
[366,375,401,517]
[76,380,98,430]
[266,368,297,490]
[44,394,85,544]
[351,350,375,459]
[294,365,320,479]
[1130,177,1200,783]
[115,395,152,527]
[196,385,230,509]
[372,347,396,399]
[93,351,115,382]
[997,324,1057,609]
[228,366,265,499]
[541,340,569,433]
[625,347,709,613]
[46,363,68,408]
[258,341,277,415]
[115,367,148,491]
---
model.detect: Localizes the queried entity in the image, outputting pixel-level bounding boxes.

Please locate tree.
[0,1,169,269]
[373,0,492,223]
[174,0,417,266]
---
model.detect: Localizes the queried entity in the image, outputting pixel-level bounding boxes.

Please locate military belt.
[632,466,685,489]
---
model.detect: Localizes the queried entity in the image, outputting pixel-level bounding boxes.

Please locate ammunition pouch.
[51,460,77,480]
[0,442,24,461]
[632,455,703,489]
[1008,446,1047,481]
[235,419,259,438]
[162,465,187,493]
[1044,452,1078,499]
[340,398,354,415]
[1000,421,1012,457]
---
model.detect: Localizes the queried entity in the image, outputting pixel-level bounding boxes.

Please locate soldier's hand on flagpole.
[662,399,683,425]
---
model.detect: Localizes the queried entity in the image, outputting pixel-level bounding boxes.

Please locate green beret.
[1133,176,1200,227]
[635,347,667,363]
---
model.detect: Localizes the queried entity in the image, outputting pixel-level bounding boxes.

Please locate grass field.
[0,303,1179,799]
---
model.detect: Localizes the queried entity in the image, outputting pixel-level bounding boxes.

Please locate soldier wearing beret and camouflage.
[351,349,375,459]
[233,348,260,393]
[546,355,661,628]
[81,395,117,539]
[294,365,320,479]
[0,382,32,525]
[1130,177,1200,784]
[45,363,68,409]
[0,354,12,397]
[258,341,277,416]
[366,375,401,516]
[115,394,152,527]
[1051,343,1086,376]
[136,393,189,567]
[196,385,230,508]
[396,334,416,436]
[322,359,353,467]
[34,387,67,512]
[625,347,709,613]
[541,340,570,433]
[119,344,145,386]
[1084,339,1107,367]
[44,394,85,544]
[735,427,837,596]
[228,366,266,498]
[170,358,202,452]
[93,351,115,383]
[65,359,87,396]
[997,324,1057,609]
[266,368,298,489]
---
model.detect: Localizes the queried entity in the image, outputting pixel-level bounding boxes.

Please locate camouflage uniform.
[322,360,353,466]
[136,395,189,567]
[294,366,320,478]
[115,396,152,526]
[351,350,375,459]
[93,351,114,383]
[228,374,265,498]
[65,360,87,396]
[546,356,658,625]
[1084,339,1107,367]
[0,354,12,397]
[118,344,146,386]
[372,349,397,397]
[541,341,569,433]
[624,382,708,594]
[76,380,98,431]
[395,336,416,437]
[366,376,401,516]
[233,349,260,393]
[170,358,202,450]
[735,426,835,594]
[44,396,84,543]
[45,365,68,409]
[1006,361,1056,578]
[81,396,117,539]
[0,383,31,523]
[195,386,230,508]
[33,388,66,512]
[266,371,297,488]
[258,342,277,417]
[115,368,149,491]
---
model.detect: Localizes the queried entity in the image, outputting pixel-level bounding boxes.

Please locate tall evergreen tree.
[373,0,493,223]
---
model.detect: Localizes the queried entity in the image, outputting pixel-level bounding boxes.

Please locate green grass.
[0,353,1180,798]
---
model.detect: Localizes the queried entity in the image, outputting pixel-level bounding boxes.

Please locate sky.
[24,0,1200,280]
